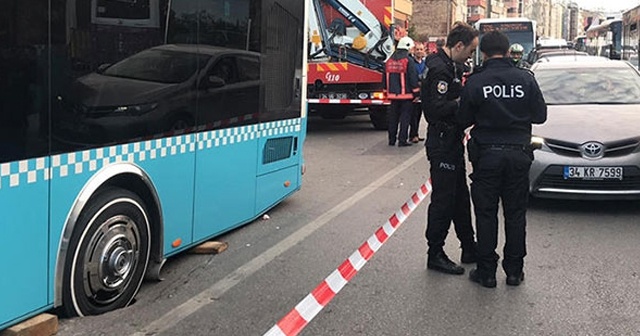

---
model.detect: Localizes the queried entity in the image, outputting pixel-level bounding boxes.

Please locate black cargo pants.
[425,127,475,253]
[388,100,413,145]
[469,144,532,276]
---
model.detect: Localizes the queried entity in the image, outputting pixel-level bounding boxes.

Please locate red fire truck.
[308,0,403,129]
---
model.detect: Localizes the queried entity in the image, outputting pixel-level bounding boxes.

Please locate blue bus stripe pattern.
[0,118,301,189]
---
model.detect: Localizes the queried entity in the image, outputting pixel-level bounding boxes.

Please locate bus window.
[0,0,50,164]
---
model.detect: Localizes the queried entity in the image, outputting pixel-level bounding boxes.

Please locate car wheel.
[318,106,349,120]
[62,187,151,317]
[369,106,389,130]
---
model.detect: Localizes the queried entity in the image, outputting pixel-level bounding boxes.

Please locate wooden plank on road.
[0,313,58,336]
[190,241,229,254]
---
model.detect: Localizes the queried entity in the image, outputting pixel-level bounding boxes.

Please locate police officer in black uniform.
[458,31,547,288]
[421,24,479,275]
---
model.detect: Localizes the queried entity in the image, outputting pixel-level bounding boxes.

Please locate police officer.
[384,36,420,147]
[421,23,479,275]
[458,31,547,288]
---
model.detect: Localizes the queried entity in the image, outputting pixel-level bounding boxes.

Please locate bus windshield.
[475,20,536,65]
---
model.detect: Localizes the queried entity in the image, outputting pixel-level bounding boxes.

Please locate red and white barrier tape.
[263,179,433,336]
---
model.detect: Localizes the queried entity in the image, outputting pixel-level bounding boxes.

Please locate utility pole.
[487,0,492,18]
[447,0,452,32]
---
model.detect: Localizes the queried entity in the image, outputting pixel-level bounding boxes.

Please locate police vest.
[385,58,413,100]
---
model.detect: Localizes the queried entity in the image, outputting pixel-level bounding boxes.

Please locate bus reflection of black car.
[53,44,260,145]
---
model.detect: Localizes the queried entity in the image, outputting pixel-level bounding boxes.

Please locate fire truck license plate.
[563,166,623,180]
[320,93,347,99]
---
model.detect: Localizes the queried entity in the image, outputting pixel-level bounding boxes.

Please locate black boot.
[469,269,497,288]
[506,272,525,286]
[461,242,477,264]
[427,251,465,275]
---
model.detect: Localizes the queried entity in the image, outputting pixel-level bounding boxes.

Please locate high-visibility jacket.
[383,50,419,100]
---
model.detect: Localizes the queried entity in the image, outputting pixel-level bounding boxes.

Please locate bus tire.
[62,187,151,317]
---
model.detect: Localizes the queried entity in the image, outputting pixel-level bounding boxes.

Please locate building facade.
[395,0,414,28]
[412,0,468,39]
[410,0,610,42]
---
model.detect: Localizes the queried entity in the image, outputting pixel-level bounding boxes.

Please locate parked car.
[53,44,260,146]
[529,59,640,199]
[627,53,639,69]
[524,48,580,65]
[536,38,568,50]
[535,53,605,64]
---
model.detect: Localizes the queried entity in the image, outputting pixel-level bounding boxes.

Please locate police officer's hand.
[449,80,462,99]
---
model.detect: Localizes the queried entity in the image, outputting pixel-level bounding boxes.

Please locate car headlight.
[113,103,158,115]
[531,136,547,151]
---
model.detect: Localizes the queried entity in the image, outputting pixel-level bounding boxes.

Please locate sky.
[574,0,640,12]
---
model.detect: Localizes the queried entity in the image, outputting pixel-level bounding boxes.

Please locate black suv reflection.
[53,44,260,147]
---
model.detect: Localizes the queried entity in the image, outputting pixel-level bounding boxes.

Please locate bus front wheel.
[62,187,151,317]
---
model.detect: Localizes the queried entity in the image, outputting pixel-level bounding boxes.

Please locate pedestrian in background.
[409,42,427,143]
[458,31,547,288]
[421,23,479,275]
[383,36,420,147]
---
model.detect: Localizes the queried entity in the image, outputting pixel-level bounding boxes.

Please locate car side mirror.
[96,63,111,74]
[203,76,226,89]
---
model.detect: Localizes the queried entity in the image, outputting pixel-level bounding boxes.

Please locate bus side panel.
[192,128,258,242]
[0,160,49,329]
[137,139,196,255]
[255,119,303,214]
[255,165,300,214]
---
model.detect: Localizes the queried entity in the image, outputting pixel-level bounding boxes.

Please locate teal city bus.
[474,18,537,66]
[0,0,307,330]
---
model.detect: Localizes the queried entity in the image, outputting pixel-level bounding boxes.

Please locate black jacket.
[421,48,464,126]
[421,48,466,150]
[458,57,547,146]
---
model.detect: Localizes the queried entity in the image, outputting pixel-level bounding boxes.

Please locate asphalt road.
[58,114,640,336]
